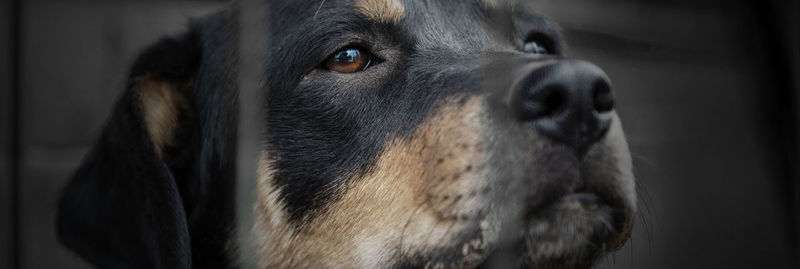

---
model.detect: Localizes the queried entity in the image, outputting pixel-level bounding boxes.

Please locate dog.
[57,0,636,268]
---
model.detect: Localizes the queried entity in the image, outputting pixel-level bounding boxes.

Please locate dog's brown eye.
[326,48,372,73]
[523,40,549,54]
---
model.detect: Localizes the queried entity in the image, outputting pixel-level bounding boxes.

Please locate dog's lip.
[522,185,610,222]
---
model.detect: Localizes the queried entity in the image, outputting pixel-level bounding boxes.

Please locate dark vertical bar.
[783,0,800,262]
[236,0,269,267]
[10,0,22,268]
[785,1,800,262]
[757,0,800,263]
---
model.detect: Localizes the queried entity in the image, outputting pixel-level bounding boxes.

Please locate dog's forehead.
[399,0,498,52]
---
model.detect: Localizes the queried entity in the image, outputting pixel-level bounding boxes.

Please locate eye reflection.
[326,48,372,73]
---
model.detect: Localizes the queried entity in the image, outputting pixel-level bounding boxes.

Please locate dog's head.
[57,0,635,268]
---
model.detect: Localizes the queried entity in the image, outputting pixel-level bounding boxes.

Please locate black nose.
[514,60,615,153]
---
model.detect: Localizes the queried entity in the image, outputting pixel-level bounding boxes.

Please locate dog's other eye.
[522,33,554,55]
[522,40,549,54]
[325,48,372,73]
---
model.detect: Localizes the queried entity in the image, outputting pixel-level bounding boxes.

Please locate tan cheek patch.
[135,77,192,157]
[354,0,405,24]
[253,96,493,268]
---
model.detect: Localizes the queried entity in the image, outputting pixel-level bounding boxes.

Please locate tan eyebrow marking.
[354,0,405,24]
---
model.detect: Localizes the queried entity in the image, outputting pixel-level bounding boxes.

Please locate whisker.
[313,0,327,20]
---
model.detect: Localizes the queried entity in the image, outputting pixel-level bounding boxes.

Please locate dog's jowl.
[57,0,636,268]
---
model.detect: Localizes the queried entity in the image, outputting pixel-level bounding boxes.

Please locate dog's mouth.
[470,158,633,269]
[471,188,630,268]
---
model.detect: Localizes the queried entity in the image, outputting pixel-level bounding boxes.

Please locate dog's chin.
[475,191,631,269]
[521,193,630,267]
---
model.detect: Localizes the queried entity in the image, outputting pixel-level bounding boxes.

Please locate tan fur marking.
[136,77,191,157]
[254,96,490,268]
[354,0,405,24]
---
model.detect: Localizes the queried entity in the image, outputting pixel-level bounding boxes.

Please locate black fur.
[58,10,238,269]
[58,87,193,268]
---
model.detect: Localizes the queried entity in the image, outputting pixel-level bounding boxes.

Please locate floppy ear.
[57,30,203,268]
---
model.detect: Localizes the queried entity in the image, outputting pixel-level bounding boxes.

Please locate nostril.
[519,85,567,121]
[541,86,566,117]
[592,80,614,113]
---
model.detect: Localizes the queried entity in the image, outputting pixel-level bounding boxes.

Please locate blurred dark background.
[1,0,798,268]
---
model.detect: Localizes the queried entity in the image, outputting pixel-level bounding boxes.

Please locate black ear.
[57,30,204,268]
